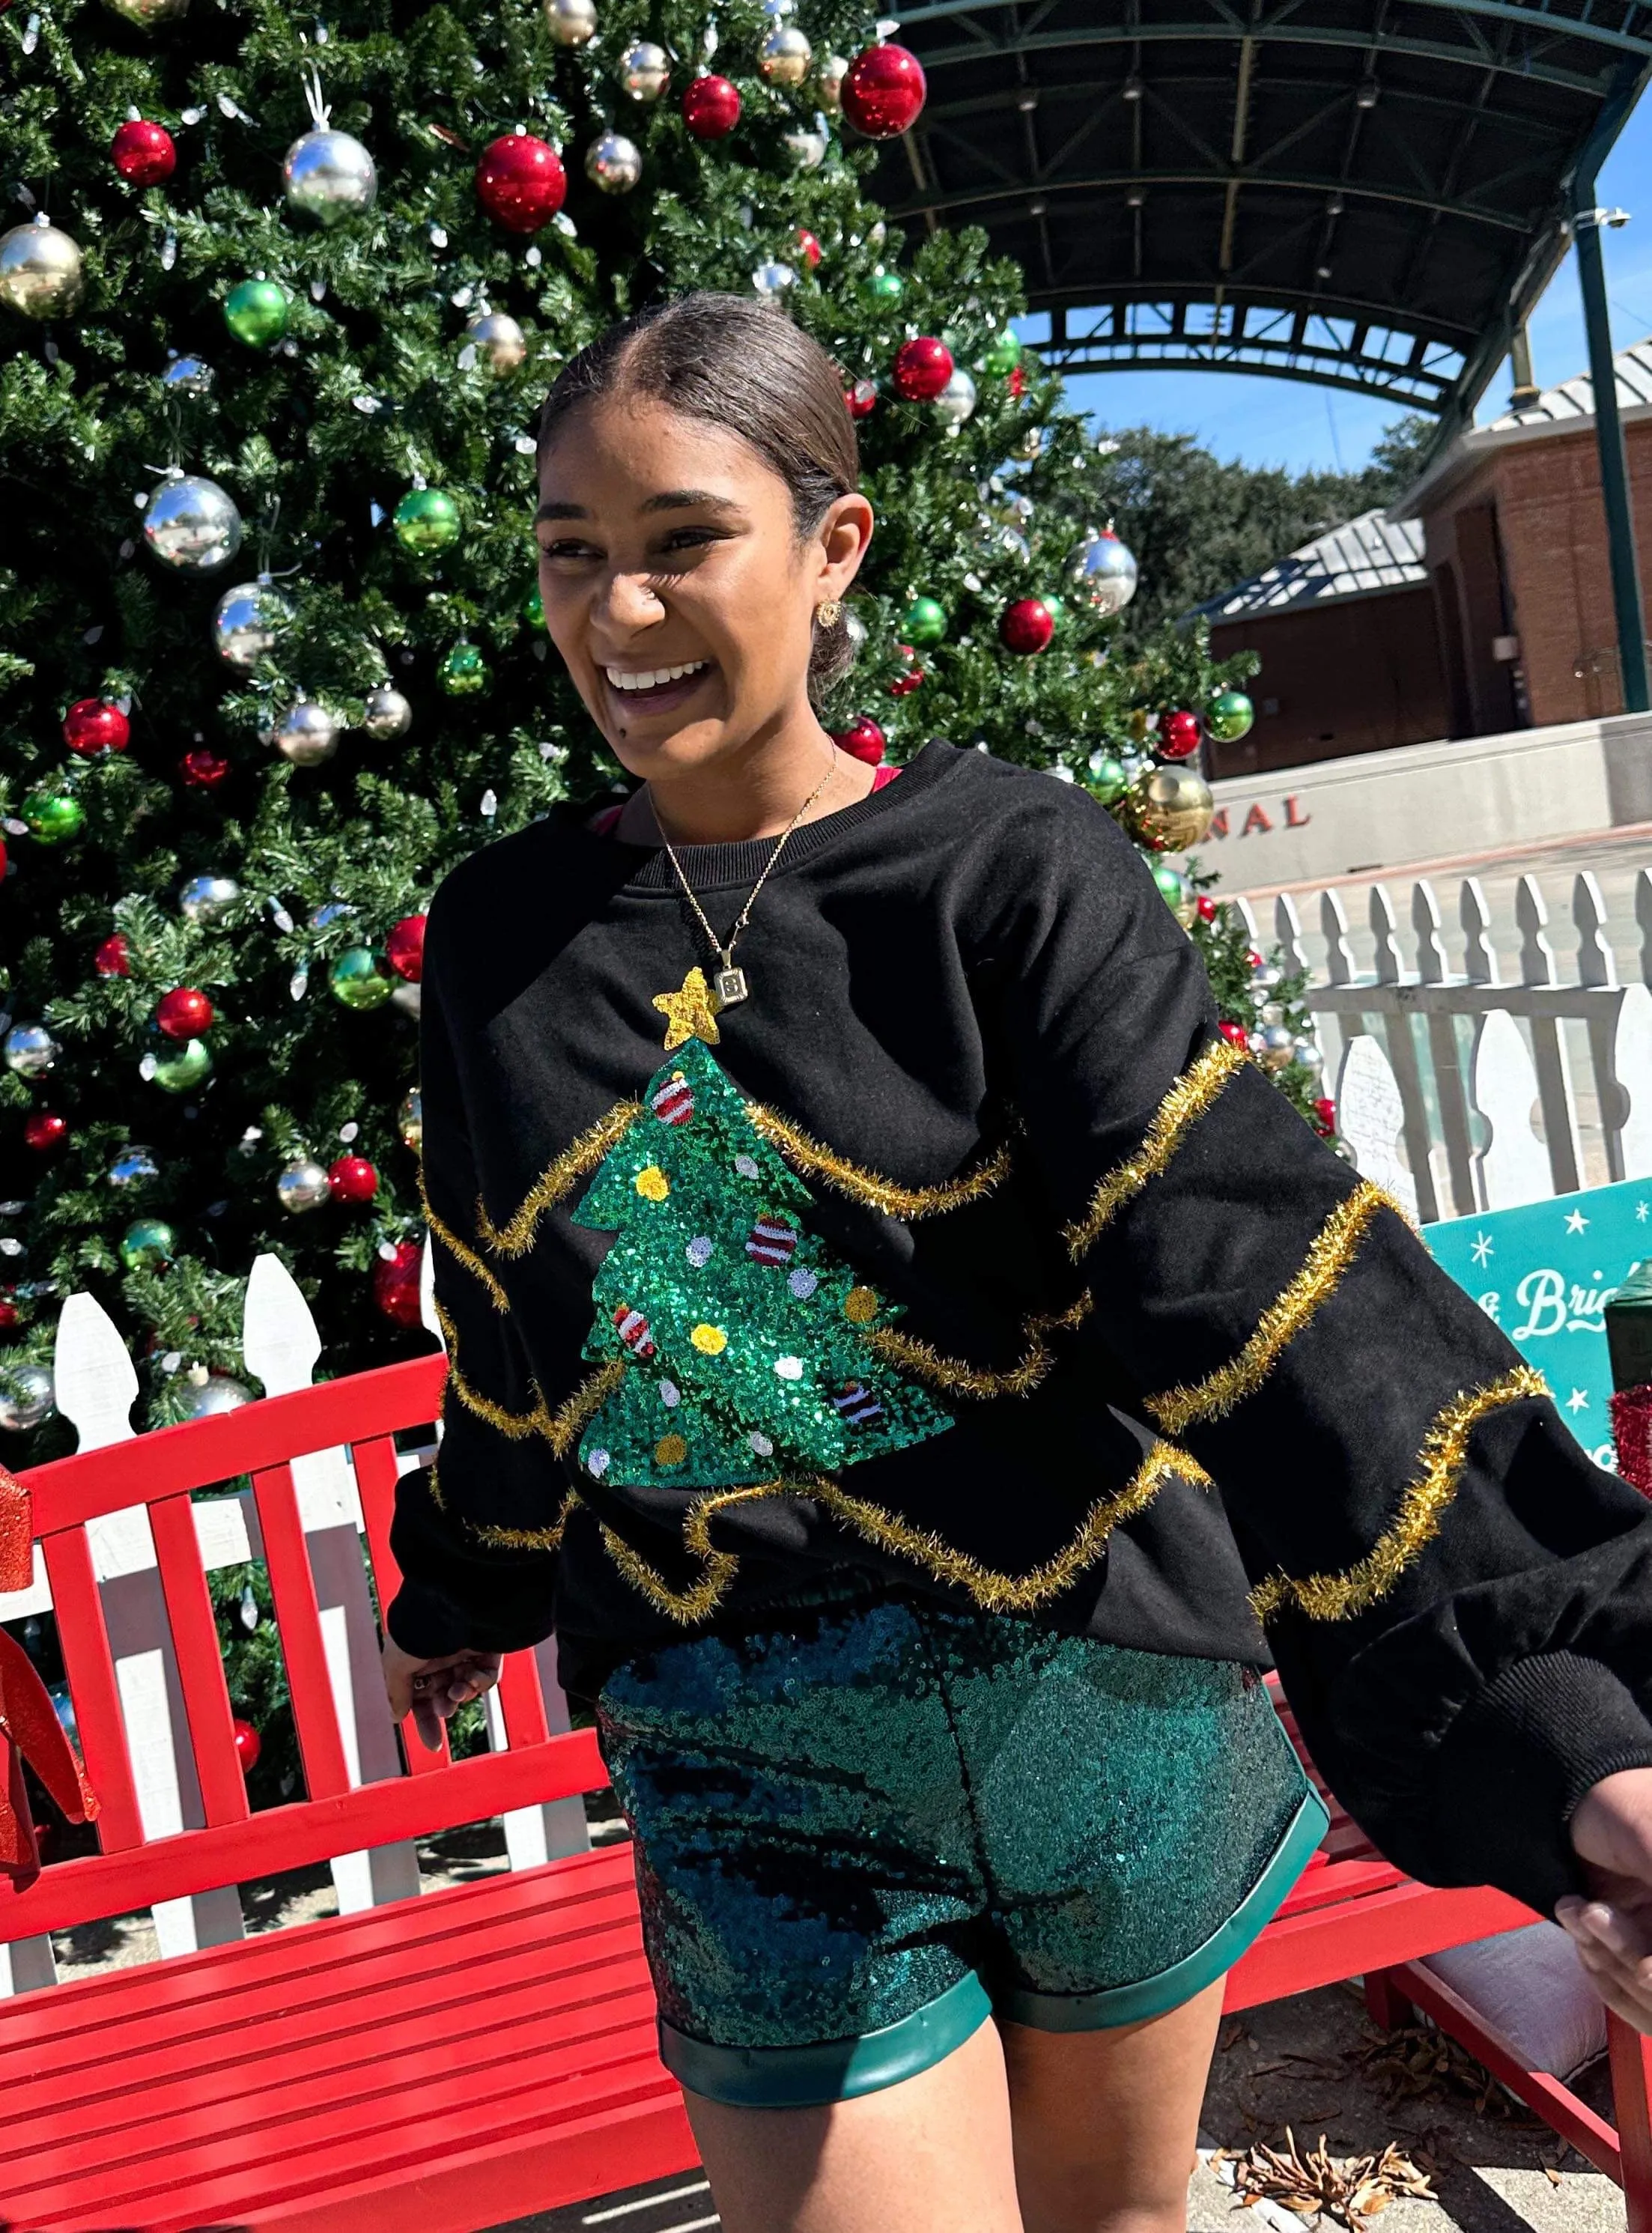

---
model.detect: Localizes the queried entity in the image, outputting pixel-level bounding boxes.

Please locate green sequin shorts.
[594,1585,1328,2109]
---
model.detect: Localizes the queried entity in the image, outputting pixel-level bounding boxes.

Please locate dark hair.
[537,291,861,703]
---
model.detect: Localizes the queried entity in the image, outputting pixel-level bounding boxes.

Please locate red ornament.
[1000,598,1054,655]
[372,1240,424,1328]
[891,336,953,401]
[887,645,924,698]
[385,913,427,983]
[844,377,878,420]
[613,1303,657,1360]
[474,133,568,234]
[327,1154,380,1206]
[232,1717,261,1773]
[1158,710,1201,761]
[682,73,741,139]
[94,932,130,977]
[111,118,177,186]
[1218,1021,1249,1048]
[0,833,7,884]
[180,748,231,789]
[62,698,130,757]
[23,1111,65,1152]
[833,714,887,766]
[651,1074,696,1126]
[1312,1096,1337,1137]
[1007,364,1027,399]
[157,987,214,1041]
[840,41,927,139]
[796,228,822,269]
[1195,895,1219,923]
[746,1214,799,1267]
[0,1299,16,1333]
[1245,948,1264,971]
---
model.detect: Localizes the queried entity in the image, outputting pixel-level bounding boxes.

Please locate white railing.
[1233,866,1652,1222]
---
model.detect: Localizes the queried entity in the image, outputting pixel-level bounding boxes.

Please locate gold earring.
[816,599,842,630]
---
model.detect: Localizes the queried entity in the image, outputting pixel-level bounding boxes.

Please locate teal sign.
[1422,1178,1652,1472]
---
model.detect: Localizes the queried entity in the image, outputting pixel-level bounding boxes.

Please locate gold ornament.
[463,309,527,374]
[0,219,85,320]
[759,24,813,82]
[816,52,850,110]
[652,965,723,1051]
[544,0,596,43]
[1132,767,1215,851]
[100,0,189,22]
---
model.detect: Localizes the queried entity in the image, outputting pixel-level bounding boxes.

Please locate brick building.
[1197,335,1652,780]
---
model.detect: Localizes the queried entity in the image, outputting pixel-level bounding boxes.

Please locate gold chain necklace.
[654,753,836,1012]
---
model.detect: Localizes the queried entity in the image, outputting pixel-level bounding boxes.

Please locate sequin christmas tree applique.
[568,1039,954,1489]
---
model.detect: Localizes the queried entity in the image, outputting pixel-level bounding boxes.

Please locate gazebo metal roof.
[873,0,1652,440]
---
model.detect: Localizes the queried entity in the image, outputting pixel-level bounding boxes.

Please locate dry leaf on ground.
[1355,2023,1539,2124]
[1211,2129,1437,2228]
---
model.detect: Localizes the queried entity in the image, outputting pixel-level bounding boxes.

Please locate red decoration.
[1245,947,1263,970]
[1000,598,1054,655]
[1311,1095,1337,1137]
[833,714,887,765]
[232,1717,262,1773]
[385,913,427,983]
[157,987,214,1041]
[1609,1383,1652,1500]
[887,645,924,698]
[94,932,130,977]
[1195,895,1219,923]
[62,699,130,757]
[1158,710,1201,761]
[372,1239,424,1328]
[0,1625,99,1892]
[474,133,567,233]
[0,1299,16,1333]
[180,748,231,789]
[327,1154,379,1205]
[746,1214,799,1267]
[111,118,177,185]
[23,1112,65,1152]
[840,41,927,138]
[891,336,953,401]
[796,228,822,269]
[682,73,741,139]
[1218,1021,1249,1048]
[1007,364,1026,399]
[651,1075,696,1125]
[612,1303,657,1360]
[0,834,7,884]
[844,377,878,420]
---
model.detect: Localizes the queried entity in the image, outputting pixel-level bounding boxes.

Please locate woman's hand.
[1558,1766,1652,2032]
[381,1635,503,1754]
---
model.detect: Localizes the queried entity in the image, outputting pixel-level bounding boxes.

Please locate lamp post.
[1570,185,1649,714]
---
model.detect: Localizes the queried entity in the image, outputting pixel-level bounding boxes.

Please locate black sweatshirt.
[387,739,1652,1919]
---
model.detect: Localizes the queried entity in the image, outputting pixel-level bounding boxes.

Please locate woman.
[382,292,1652,2233]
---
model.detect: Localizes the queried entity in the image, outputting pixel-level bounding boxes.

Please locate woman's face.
[534,395,868,779]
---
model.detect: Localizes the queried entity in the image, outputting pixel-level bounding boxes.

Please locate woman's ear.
[816,492,874,603]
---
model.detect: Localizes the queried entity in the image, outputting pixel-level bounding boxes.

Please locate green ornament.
[1152,860,1188,909]
[902,595,947,647]
[438,640,492,696]
[1040,592,1066,631]
[119,1217,176,1272]
[223,279,290,349]
[152,1037,212,1094]
[392,487,461,556]
[22,791,85,845]
[523,582,545,630]
[866,270,903,305]
[1086,751,1128,804]
[329,947,395,1009]
[983,328,1021,375]
[1206,690,1255,744]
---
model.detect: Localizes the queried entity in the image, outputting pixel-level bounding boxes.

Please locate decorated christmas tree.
[0,0,1323,1462]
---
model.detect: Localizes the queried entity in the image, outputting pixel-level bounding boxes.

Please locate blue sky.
[1024,96,1652,475]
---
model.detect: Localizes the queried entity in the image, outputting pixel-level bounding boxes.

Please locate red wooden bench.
[1,1352,1648,2231]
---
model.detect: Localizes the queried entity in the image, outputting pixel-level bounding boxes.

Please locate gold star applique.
[652,966,722,1051]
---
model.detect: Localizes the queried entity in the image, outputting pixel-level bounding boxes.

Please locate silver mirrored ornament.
[162,353,215,396]
[0,1365,54,1435]
[179,874,240,923]
[282,129,378,226]
[211,578,292,669]
[545,0,597,43]
[585,131,643,193]
[816,52,849,110]
[1257,1023,1297,1072]
[752,261,797,296]
[142,474,243,574]
[107,1144,161,1188]
[935,368,977,426]
[843,609,868,657]
[277,1156,332,1213]
[362,684,413,741]
[0,219,85,320]
[463,309,526,374]
[1293,1038,1325,1078]
[621,40,671,99]
[177,1373,255,1419]
[271,699,340,767]
[783,127,827,168]
[391,980,422,1019]
[1067,529,1139,617]
[759,24,812,82]
[4,1024,59,1078]
[100,0,189,22]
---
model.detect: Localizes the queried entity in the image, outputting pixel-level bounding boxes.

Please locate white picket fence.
[0,1239,587,1997]
[1233,865,1652,1225]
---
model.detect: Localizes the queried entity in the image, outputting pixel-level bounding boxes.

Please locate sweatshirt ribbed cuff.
[1434,1651,1652,1916]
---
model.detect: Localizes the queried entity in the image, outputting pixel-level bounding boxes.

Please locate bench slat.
[350,1431,452,1774]
[252,1460,354,1800]
[148,1492,250,1828]
[40,1525,144,1852]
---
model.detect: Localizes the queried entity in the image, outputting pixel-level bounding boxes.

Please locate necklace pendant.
[714,961,750,1008]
